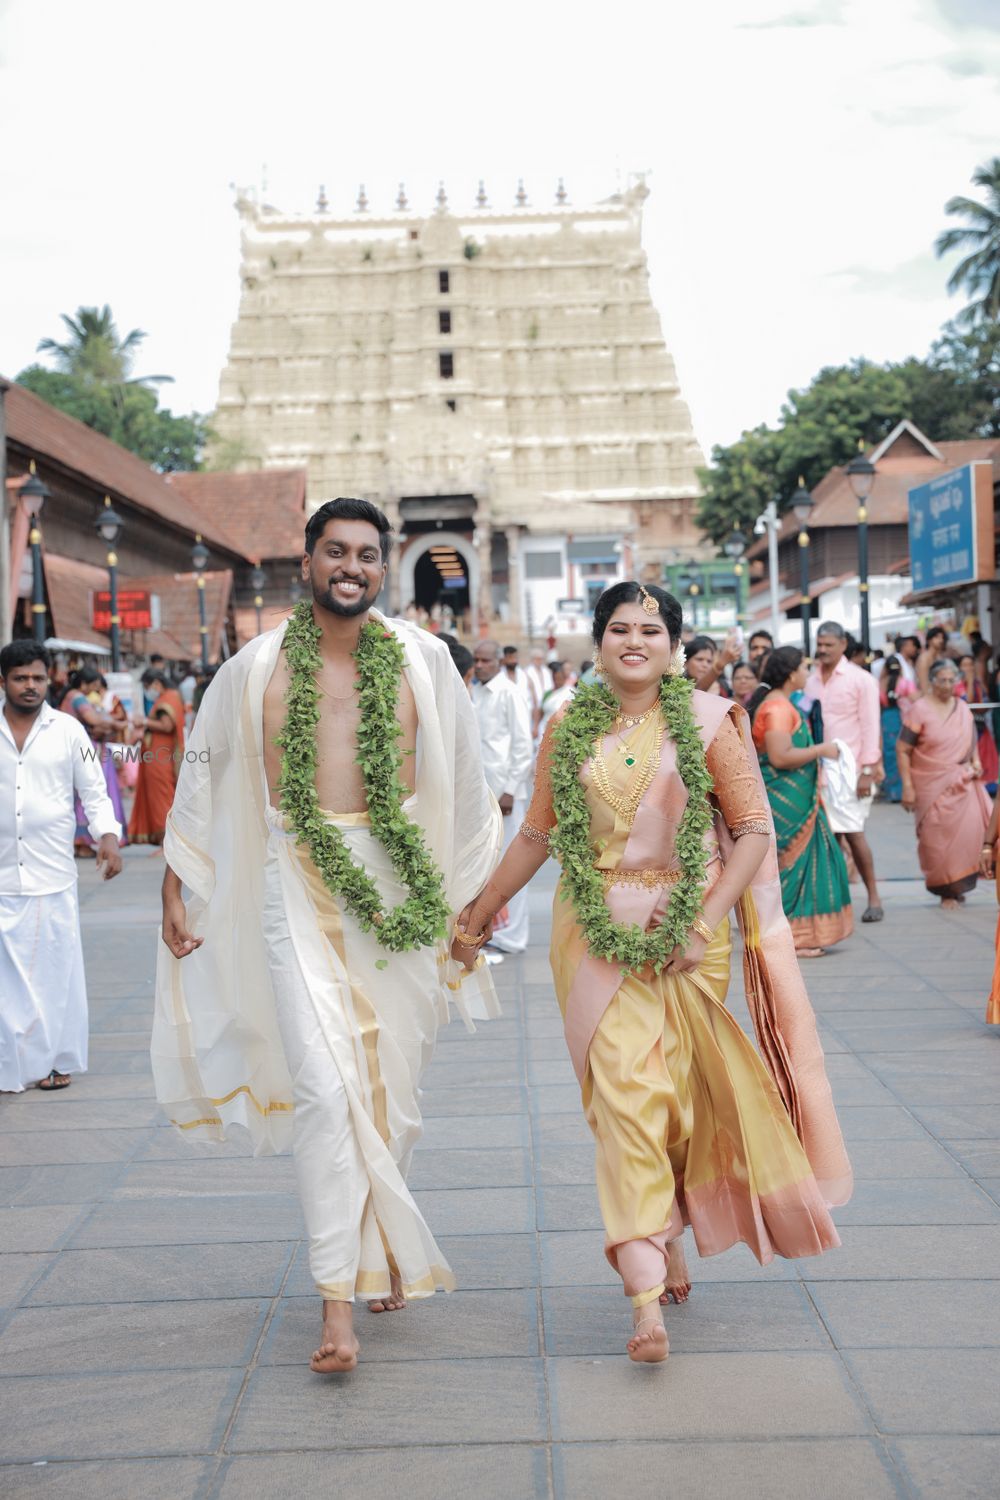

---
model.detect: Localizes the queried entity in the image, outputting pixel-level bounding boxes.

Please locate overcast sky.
[1,0,997,459]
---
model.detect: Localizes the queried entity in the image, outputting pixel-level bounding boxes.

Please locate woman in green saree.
[749,648,853,957]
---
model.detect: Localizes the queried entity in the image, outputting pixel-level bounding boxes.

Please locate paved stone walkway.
[1,803,999,1497]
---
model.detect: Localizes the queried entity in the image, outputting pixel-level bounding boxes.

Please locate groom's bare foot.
[310,1299,359,1374]
[661,1237,692,1305]
[627,1303,669,1364]
[368,1273,406,1314]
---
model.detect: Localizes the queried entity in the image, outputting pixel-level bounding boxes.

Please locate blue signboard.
[907,463,977,593]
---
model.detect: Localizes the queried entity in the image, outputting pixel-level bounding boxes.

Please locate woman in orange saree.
[128,668,185,846]
[454,583,851,1365]
[896,658,992,909]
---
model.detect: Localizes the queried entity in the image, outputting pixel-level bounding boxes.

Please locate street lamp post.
[250,565,266,636]
[792,479,814,658]
[96,496,124,671]
[20,472,50,644]
[722,529,748,633]
[191,534,210,670]
[846,444,877,658]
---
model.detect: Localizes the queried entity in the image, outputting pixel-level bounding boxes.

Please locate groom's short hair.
[305,498,393,563]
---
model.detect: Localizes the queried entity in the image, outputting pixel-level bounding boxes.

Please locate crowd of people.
[2,501,997,1377]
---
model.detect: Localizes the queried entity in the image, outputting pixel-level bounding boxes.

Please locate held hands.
[663,930,708,976]
[95,835,123,881]
[497,793,514,816]
[162,895,204,959]
[451,894,496,970]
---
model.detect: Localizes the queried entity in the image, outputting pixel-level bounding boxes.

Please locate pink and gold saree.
[902,696,992,900]
[526,692,851,1304]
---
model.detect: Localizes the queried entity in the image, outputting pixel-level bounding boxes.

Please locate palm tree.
[37,304,171,389]
[936,159,1000,327]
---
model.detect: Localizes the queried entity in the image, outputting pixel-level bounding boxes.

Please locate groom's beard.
[312,576,378,618]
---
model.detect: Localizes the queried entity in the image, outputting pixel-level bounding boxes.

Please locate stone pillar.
[505,524,523,633]
[475,522,493,636]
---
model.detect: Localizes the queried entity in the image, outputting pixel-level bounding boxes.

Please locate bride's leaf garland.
[548,675,714,971]
[277,602,450,953]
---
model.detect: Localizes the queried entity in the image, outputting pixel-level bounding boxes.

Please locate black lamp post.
[792,479,814,657]
[845,445,877,658]
[191,534,210,669]
[21,472,50,644]
[96,496,124,671]
[250,564,266,636]
[722,529,748,630]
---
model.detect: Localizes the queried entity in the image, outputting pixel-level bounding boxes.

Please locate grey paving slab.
[847,1348,1000,1434]
[420,1057,524,1088]
[228,1358,548,1451]
[216,1446,549,1499]
[0,1099,162,1132]
[411,1185,534,1234]
[0,1129,152,1170]
[547,1351,869,1441]
[834,1178,1000,1225]
[0,1253,52,1307]
[912,1104,1000,1138]
[25,1241,294,1305]
[0,1297,268,1374]
[543,1282,827,1356]
[0,1164,125,1207]
[407,1146,532,1189]
[261,1289,539,1363]
[538,1229,799,1287]
[0,1458,212,1499]
[941,1140,1000,1177]
[67,1193,303,1248]
[419,1084,527,1116]
[0,1369,241,1462]
[111,1156,296,1198]
[416,1112,529,1149]
[530,1113,592,1147]
[535,1144,595,1185]
[891,1436,1000,1498]
[553,1439,901,1500]
[808,1279,1000,1349]
[0,1206,84,1253]
[529,1084,584,1114]
[801,1224,1000,1281]
[846,1139,965,1178]
[137,1130,255,1161]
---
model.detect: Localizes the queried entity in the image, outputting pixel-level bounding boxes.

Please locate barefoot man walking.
[154,499,501,1373]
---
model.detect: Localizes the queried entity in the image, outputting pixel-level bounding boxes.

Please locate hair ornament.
[638,584,659,616]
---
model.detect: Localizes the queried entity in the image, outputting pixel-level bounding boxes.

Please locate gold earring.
[593,650,605,676]
[665,643,684,677]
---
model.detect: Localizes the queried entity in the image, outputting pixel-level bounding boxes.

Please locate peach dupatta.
[907,697,991,899]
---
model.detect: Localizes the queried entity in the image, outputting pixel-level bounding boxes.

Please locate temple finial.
[316,184,328,213]
[475,179,488,208]
[515,178,528,207]
[555,177,568,205]
[356,183,368,212]
[435,180,448,211]
[396,182,408,211]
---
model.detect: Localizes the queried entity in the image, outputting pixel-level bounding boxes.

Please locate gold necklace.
[613,701,659,730]
[589,723,664,825]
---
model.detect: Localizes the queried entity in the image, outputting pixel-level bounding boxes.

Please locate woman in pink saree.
[896,657,992,908]
[454,583,851,1364]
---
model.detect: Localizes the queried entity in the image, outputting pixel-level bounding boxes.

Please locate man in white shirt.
[524,648,554,733]
[471,639,534,956]
[872,634,919,685]
[0,641,122,1092]
[536,660,575,747]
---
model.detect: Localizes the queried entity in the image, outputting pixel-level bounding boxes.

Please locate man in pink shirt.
[806,621,885,922]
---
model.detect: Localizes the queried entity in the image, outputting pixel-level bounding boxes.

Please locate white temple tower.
[212,177,706,634]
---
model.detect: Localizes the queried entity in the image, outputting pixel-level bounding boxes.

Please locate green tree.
[36,304,170,390]
[16,365,209,471]
[936,158,1000,327]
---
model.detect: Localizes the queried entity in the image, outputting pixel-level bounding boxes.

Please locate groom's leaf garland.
[548,675,714,971]
[277,602,450,953]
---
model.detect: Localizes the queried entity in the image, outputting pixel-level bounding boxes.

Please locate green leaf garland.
[548,674,714,972]
[276,603,450,952]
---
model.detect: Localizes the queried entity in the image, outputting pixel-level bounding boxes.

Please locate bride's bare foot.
[627,1304,669,1364]
[940,898,959,910]
[661,1238,692,1305]
[311,1299,359,1374]
[368,1273,406,1314]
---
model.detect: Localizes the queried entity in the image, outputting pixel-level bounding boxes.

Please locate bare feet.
[661,1238,691,1305]
[796,946,826,959]
[940,898,959,911]
[367,1273,406,1314]
[310,1299,359,1374]
[627,1305,669,1364]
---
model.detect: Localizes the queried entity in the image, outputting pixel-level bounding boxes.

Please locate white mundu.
[0,703,121,1092]
[152,613,502,1303]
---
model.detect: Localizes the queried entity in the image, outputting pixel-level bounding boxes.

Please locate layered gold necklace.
[589,705,665,825]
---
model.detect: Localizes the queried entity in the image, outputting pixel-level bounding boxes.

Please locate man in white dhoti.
[470,640,534,958]
[156,498,501,1375]
[0,642,123,1093]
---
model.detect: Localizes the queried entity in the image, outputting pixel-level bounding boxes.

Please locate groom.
[155,498,501,1372]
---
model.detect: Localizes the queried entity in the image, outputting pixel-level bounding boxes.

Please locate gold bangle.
[691,916,714,944]
[453,924,487,948]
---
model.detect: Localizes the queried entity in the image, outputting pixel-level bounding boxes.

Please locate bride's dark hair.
[592,582,682,645]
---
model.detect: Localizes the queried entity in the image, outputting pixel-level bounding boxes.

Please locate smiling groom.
[153,498,502,1373]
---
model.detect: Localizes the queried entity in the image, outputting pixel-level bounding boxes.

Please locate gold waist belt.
[601,867,681,891]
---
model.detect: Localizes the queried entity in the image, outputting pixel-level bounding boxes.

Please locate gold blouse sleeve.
[706,709,770,839]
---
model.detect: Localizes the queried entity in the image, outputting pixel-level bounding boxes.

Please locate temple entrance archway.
[399,530,479,627]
